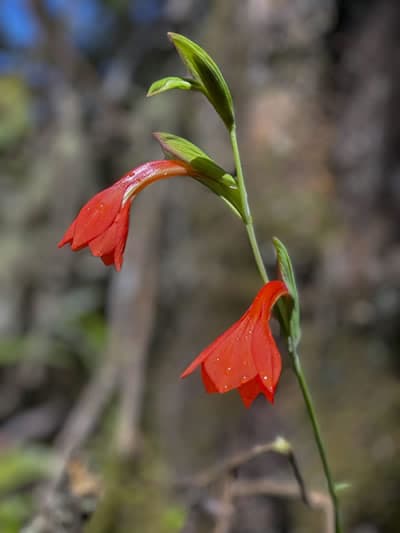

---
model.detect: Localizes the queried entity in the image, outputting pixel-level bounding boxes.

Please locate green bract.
[272,237,301,347]
[168,32,235,129]
[147,76,202,96]
[153,131,243,218]
[148,33,235,130]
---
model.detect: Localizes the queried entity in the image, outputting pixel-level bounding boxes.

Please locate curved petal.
[180,318,241,378]
[238,376,271,407]
[181,311,259,393]
[87,200,131,271]
[251,325,282,400]
[58,219,77,248]
[251,281,288,399]
[59,160,200,265]
[203,313,258,393]
[100,252,116,266]
[118,160,198,197]
[89,221,118,256]
[201,365,218,393]
[111,201,131,271]
[181,280,288,404]
[71,183,126,249]
[257,281,288,320]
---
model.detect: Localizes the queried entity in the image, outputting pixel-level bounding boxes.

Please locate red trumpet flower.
[181,280,289,407]
[58,160,199,271]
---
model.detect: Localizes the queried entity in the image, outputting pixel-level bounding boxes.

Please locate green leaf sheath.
[147,76,202,96]
[153,132,244,218]
[272,237,301,346]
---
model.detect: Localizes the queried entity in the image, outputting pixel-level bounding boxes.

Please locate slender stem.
[230,127,268,284]
[292,349,341,533]
[229,125,342,533]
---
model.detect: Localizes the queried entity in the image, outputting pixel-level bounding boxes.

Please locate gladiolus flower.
[181,280,289,407]
[58,160,200,271]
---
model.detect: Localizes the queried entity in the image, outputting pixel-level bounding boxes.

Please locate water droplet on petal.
[226,367,232,374]
[241,375,247,381]
[263,375,268,381]
[223,385,228,390]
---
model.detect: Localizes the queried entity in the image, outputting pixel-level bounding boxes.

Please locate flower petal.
[58,160,201,268]
[71,183,126,249]
[87,199,131,271]
[111,201,131,271]
[203,314,258,393]
[181,280,289,405]
[89,220,119,257]
[238,376,268,407]
[201,365,218,393]
[251,281,288,399]
[100,252,116,266]
[180,321,234,378]
[58,219,77,248]
[181,312,259,392]
[251,325,282,399]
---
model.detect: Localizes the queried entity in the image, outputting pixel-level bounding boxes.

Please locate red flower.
[58,160,199,271]
[181,280,289,407]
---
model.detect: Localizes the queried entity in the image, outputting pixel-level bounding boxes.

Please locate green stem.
[230,127,268,284]
[229,125,342,533]
[291,349,341,532]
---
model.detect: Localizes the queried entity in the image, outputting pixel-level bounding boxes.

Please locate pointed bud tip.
[167,32,178,46]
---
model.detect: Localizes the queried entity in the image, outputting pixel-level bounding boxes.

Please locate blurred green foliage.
[0,446,52,492]
[0,496,32,533]
[0,446,53,532]
[0,77,31,150]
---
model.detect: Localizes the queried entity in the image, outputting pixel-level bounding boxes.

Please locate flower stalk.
[291,348,341,533]
[230,124,342,533]
[230,127,269,285]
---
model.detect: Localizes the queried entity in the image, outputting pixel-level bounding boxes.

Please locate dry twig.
[232,478,334,533]
[179,440,333,533]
